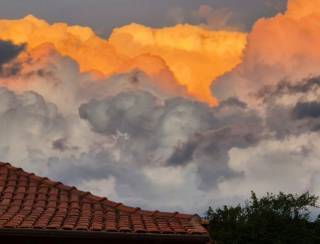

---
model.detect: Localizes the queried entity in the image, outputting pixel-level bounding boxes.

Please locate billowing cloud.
[213,0,320,103]
[79,91,215,164]
[0,0,319,214]
[109,23,246,104]
[0,15,247,104]
[209,0,320,205]
[0,87,66,172]
[219,132,320,199]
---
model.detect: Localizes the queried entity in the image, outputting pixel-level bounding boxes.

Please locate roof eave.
[0,228,209,243]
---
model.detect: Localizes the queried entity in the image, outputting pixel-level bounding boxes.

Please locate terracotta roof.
[0,162,208,238]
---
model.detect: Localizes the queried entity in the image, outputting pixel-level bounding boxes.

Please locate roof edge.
[0,228,209,242]
[0,162,200,219]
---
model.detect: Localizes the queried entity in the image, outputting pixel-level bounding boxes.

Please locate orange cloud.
[0,15,247,104]
[286,0,320,19]
[109,23,246,104]
[213,0,320,102]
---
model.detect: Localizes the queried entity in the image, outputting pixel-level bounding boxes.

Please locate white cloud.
[218,133,320,199]
[79,176,119,201]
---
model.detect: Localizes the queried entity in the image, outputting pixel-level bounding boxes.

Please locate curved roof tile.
[0,162,208,237]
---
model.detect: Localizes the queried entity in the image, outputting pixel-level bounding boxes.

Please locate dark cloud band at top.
[0,0,286,35]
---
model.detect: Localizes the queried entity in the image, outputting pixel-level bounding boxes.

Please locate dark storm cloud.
[0,40,25,66]
[79,92,263,189]
[52,138,79,152]
[292,101,320,132]
[0,40,25,77]
[78,72,320,192]
[79,91,160,136]
[0,0,286,35]
[255,77,320,138]
[0,29,318,212]
[79,91,215,138]
[293,102,320,119]
[218,97,247,109]
[167,134,200,166]
[166,97,263,189]
[256,77,320,101]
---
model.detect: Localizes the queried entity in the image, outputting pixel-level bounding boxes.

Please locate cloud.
[192,5,237,30]
[78,176,119,201]
[213,0,320,103]
[293,102,320,119]
[0,0,319,214]
[0,0,287,35]
[0,15,247,104]
[253,77,320,138]
[0,40,24,65]
[79,91,216,165]
[0,40,25,75]
[219,132,320,199]
[0,46,230,211]
[0,33,317,213]
[79,90,264,194]
[206,0,320,207]
[286,0,320,19]
[0,87,67,172]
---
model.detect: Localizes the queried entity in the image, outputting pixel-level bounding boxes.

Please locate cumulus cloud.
[79,91,215,165]
[219,132,320,200]
[0,87,67,172]
[0,0,319,214]
[0,15,247,104]
[78,87,269,202]
[213,0,320,103]
[0,45,224,211]
[208,0,320,206]
[204,74,320,206]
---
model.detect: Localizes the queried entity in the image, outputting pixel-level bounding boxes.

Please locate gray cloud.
[1,6,320,214]
[79,91,159,136]
[0,87,69,172]
[293,102,320,119]
[256,78,320,102]
[167,97,263,189]
[77,73,319,200]
[0,40,25,76]
[256,77,320,138]
[79,91,264,192]
[0,0,286,35]
[13,69,318,213]
[0,40,24,65]
[79,91,215,167]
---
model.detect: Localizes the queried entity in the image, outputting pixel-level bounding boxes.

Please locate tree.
[206,192,320,244]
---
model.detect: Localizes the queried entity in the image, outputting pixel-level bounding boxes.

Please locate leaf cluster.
[206,192,320,244]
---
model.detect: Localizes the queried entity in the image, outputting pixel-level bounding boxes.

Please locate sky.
[0,0,286,35]
[0,0,320,215]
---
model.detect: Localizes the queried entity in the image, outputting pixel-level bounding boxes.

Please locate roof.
[0,162,208,241]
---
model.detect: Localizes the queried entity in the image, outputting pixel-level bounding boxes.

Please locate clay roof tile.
[0,162,208,238]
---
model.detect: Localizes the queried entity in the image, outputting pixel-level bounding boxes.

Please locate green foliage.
[206,192,320,244]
